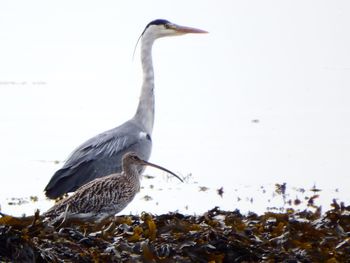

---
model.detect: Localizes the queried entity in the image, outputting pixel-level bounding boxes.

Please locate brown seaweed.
[1,199,350,262]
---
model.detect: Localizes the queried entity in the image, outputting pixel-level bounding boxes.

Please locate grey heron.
[44,19,207,199]
[45,152,182,222]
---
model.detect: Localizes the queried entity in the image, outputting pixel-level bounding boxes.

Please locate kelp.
[1,199,350,262]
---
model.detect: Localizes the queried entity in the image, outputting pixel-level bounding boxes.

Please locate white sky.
[0,0,350,214]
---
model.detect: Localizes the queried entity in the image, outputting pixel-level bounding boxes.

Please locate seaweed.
[1,199,350,262]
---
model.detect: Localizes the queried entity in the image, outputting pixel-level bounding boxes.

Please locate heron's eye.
[164,24,171,29]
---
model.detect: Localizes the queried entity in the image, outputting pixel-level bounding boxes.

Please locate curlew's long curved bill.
[141,160,184,182]
[174,24,208,34]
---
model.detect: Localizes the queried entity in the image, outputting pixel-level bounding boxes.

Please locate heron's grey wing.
[44,120,152,198]
[64,128,131,168]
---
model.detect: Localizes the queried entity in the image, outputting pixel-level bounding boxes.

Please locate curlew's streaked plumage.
[44,152,183,222]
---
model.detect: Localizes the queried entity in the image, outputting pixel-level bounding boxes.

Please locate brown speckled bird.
[45,152,182,222]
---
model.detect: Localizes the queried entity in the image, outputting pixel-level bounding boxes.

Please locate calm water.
[0,83,348,217]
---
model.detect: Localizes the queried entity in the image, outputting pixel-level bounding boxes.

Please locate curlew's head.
[122,152,183,182]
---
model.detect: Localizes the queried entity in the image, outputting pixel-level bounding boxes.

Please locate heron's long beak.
[174,24,208,34]
[140,160,184,182]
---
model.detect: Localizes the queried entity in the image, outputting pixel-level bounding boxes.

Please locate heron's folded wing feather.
[44,120,151,198]
[64,122,140,169]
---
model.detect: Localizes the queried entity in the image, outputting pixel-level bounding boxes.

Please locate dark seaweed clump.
[1,199,350,262]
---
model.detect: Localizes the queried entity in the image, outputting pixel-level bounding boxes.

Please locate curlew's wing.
[44,119,152,199]
[45,172,139,219]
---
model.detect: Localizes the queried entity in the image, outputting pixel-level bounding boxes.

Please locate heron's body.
[45,152,182,222]
[45,120,152,199]
[44,19,207,199]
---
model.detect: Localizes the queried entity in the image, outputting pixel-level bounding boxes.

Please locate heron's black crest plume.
[146,19,170,28]
[132,34,142,60]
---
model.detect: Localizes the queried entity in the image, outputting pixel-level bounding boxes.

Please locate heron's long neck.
[134,37,155,135]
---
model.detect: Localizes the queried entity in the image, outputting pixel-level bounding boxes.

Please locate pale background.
[0,0,349,216]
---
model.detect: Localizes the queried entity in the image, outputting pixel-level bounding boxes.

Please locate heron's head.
[141,19,207,41]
